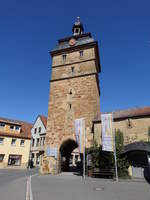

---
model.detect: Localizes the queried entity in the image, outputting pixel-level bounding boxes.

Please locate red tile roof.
[0,117,32,139]
[93,106,150,122]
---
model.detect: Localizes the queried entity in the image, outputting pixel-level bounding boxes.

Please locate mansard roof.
[0,116,32,139]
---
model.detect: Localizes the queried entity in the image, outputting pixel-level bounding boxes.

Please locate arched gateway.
[59,139,78,172]
[40,17,101,174]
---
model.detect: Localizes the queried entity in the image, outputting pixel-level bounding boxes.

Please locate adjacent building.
[0,117,32,168]
[31,115,47,166]
[93,107,150,178]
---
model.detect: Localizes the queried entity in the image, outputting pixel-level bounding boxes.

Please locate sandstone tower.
[41,17,101,174]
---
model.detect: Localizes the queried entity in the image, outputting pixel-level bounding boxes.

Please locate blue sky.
[0,0,149,123]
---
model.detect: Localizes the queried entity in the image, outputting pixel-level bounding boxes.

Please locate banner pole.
[112,112,118,182]
[83,122,86,180]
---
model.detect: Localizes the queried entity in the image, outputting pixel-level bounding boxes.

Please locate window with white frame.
[11,139,16,146]
[15,126,20,132]
[0,138,4,145]
[10,125,14,131]
[39,127,41,133]
[20,140,25,146]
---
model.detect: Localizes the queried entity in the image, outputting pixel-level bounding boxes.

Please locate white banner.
[101,113,114,152]
[74,118,85,153]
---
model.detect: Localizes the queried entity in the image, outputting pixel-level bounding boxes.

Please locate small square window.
[0,138,4,145]
[20,140,25,146]
[11,139,16,146]
[80,50,83,57]
[34,128,37,134]
[62,54,67,61]
[39,127,41,133]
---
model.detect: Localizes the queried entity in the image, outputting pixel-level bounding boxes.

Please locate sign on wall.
[46,147,57,158]
[101,113,114,152]
[74,118,85,153]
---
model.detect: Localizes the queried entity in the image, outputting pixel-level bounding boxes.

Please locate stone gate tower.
[41,17,101,174]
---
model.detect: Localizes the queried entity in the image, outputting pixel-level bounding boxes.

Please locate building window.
[15,126,20,132]
[36,138,40,147]
[32,139,35,147]
[39,127,41,133]
[20,140,25,146]
[62,54,67,61]
[71,66,74,73]
[0,154,4,162]
[34,128,37,134]
[10,125,14,131]
[8,155,21,166]
[43,136,45,145]
[0,122,5,129]
[69,89,72,95]
[69,103,72,110]
[127,119,132,128]
[0,138,4,145]
[11,139,16,146]
[80,50,83,57]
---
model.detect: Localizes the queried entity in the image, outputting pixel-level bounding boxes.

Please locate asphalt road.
[32,173,150,200]
[0,168,38,200]
[0,167,38,187]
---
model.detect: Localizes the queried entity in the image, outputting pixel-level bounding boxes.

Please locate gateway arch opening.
[59,139,81,172]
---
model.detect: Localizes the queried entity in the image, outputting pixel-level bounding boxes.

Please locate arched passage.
[123,142,150,178]
[59,139,80,172]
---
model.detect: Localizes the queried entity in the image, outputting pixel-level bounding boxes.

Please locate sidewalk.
[31,173,150,200]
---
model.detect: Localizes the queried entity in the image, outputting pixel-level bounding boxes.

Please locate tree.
[115,129,129,178]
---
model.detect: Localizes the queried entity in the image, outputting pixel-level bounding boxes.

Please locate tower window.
[80,50,83,57]
[71,67,74,73]
[69,89,72,95]
[62,54,66,61]
[69,103,72,110]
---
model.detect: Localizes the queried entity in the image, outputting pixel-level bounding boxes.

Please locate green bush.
[115,129,129,178]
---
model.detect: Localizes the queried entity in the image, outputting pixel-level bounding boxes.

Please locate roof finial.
[77,16,80,23]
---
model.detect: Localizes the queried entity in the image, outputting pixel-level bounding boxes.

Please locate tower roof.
[72,16,84,36]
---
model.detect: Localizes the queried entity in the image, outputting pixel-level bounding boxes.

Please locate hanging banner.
[101,113,114,152]
[74,118,85,153]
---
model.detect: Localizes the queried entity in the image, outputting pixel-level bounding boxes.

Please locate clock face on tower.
[69,38,76,46]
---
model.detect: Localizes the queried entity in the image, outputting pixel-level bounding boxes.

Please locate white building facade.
[31,115,47,166]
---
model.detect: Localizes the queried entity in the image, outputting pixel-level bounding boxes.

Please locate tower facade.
[41,18,101,174]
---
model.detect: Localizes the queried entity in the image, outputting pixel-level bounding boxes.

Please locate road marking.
[26,176,33,200]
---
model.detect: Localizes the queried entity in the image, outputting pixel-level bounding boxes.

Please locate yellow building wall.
[0,136,30,168]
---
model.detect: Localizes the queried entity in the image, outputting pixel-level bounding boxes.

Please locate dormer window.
[10,125,14,131]
[62,54,66,61]
[0,122,5,129]
[15,126,20,132]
